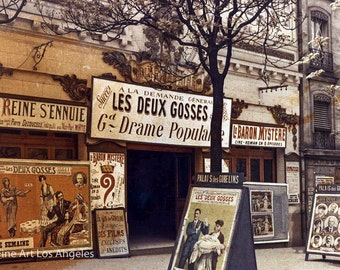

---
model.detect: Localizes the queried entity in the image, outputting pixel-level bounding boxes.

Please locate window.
[231,147,276,182]
[313,94,334,149]
[311,10,329,49]
[314,94,331,132]
[0,130,78,160]
[309,10,333,72]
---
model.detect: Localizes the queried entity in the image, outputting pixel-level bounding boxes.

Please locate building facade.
[0,1,304,256]
[299,0,340,239]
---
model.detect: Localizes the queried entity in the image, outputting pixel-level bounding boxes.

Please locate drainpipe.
[296,0,307,244]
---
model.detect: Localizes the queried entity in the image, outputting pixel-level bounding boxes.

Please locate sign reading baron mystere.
[91,77,232,147]
[231,123,286,148]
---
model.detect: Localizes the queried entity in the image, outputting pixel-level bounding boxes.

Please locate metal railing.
[313,131,335,149]
[309,48,334,72]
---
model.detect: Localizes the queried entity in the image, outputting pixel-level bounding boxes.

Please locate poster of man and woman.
[0,159,92,258]
[168,187,242,270]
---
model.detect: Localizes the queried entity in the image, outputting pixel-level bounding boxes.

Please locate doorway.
[127,150,191,248]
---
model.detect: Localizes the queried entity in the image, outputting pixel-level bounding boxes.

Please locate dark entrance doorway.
[127,150,191,249]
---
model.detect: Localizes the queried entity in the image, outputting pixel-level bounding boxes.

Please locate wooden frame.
[168,186,242,270]
[94,208,130,258]
[0,159,92,260]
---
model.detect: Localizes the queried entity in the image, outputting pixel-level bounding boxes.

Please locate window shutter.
[314,95,331,131]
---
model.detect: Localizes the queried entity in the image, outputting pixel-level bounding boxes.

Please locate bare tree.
[0,0,27,24]
[37,0,299,173]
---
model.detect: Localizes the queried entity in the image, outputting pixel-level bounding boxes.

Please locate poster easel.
[168,173,257,270]
[244,182,289,244]
[305,184,340,261]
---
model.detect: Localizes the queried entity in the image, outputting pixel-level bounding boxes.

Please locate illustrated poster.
[168,187,242,270]
[0,159,92,259]
[89,152,125,210]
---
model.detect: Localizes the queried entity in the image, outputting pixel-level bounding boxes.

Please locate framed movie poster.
[168,186,242,270]
[244,182,289,244]
[89,152,126,210]
[306,193,340,257]
[0,159,93,260]
[94,208,129,258]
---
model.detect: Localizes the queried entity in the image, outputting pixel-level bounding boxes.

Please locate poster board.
[94,208,130,258]
[286,161,300,204]
[305,184,340,260]
[168,173,257,270]
[89,152,126,210]
[0,159,93,261]
[243,182,289,244]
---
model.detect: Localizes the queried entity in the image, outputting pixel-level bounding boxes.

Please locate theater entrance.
[127,149,192,250]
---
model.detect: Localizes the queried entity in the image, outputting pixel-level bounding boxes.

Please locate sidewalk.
[1,246,340,269]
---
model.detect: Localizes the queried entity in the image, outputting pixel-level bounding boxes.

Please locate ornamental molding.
[231,99,248,119]
[52,74,90,102]
[102,50,212,94]
[0,63,14,78]
[267,105,299,150]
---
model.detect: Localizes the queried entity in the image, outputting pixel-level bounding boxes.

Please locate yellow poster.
[0,159,93,260]
[169,187,242,270]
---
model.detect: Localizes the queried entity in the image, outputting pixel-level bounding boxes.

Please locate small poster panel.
[168,186,242,270]
[94,208,129,258]
[0,159,93,260]
[286,161,300,204]
[89,152,125,210]
[306,190,340,259]
[315,176,334,186]
[250,190,274,239]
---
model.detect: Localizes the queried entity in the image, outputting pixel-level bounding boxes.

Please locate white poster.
[91,77,232,147]
[286,161,300,204]
[89,152,125,210]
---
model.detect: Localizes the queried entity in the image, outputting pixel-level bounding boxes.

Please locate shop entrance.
[127,150,192,248]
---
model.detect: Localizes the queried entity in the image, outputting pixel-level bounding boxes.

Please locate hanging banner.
[0,94,87,133]
[90,77,232,147]
[89,152,126,210]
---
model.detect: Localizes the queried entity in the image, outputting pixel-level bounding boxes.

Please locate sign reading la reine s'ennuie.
[0,95,87,133]
[91,77,232,147]
[231,123,286,148]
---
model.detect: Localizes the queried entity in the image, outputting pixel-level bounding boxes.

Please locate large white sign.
[0,95,87,133]
[231,123,286,148]
[91,77,232,147]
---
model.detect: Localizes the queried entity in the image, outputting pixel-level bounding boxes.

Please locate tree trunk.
[210,76,225,173]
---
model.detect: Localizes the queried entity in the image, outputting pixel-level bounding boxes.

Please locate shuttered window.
[314,94,331,131]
